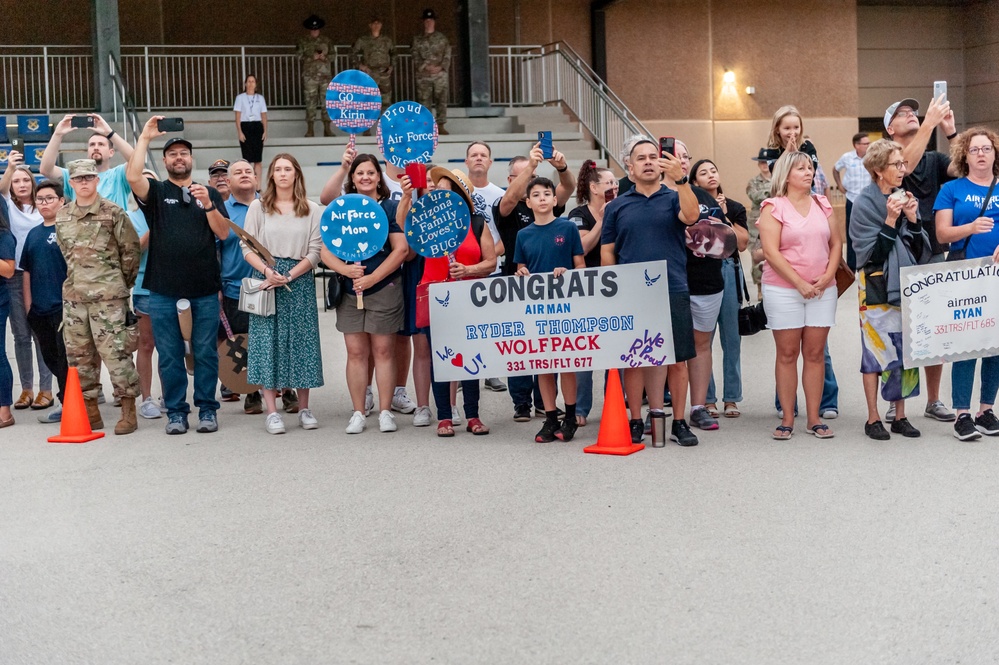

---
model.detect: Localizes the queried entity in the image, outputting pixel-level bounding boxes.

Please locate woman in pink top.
[758,151,842,440]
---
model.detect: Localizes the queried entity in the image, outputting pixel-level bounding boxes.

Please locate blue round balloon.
[326,70,382,133]
[320,194,390,262]
[405,190,471,258]
[377,101,438,168]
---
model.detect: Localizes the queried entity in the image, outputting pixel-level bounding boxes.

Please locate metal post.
[144,46,151,112]
[241,46,246,83]
[42,46,51,113]
[92,0,122,113]
[463,0,491,108]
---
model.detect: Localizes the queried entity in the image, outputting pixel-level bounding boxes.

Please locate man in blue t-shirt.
[20,180,69,424]
[514,177,585,444]
[219,159,264,414]
[40,113,135,209]
[601,138,700,446]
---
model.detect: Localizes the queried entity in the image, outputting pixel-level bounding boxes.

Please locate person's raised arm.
[190,182,229,240]
[127,116,166,202]
[661,153,699,224]
[901,95,949,174]
[92,113,133,162]
[39,115,75,183]
[499,144,542,217]
[0,151,25,197]
[319,145,356,205]
[549,147,575,208]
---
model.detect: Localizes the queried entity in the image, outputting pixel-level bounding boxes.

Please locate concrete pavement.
[3,285,999,664]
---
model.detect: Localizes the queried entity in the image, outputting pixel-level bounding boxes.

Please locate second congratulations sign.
[429,261,674,381]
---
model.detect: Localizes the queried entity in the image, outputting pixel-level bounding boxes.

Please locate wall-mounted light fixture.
[723,69,736,85]
[745,86,756,95]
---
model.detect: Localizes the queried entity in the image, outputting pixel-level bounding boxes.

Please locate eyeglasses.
[887,161,908,170]
[968,146,995,156]
[894,110,917,119]
[35,196,59,204]
[71,174,98,182]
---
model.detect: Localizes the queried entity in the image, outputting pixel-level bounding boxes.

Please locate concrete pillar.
[462,0,492,109]
[92,0,122,113]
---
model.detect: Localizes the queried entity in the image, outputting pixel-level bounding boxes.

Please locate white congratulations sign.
[901,257,999,367]
[428,261,674,381]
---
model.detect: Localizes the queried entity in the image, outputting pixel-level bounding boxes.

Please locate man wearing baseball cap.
[882,94,960,425]
[126,117,230,435]
[55,159,142,434]
[208,159,231,201]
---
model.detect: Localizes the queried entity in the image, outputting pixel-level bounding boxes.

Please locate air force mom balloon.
[320,194,389,263]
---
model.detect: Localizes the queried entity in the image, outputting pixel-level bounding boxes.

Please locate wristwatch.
[203,204,216,212]
[675,176,688,185]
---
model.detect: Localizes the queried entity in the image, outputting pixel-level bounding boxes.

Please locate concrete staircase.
[57,106,605,198]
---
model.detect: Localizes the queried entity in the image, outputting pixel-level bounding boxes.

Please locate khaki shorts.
[335,281,404,335]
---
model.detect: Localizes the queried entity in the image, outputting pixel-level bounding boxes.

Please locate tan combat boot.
[323,120,334,137]
[114,397,138,435]
[304,123,315,138]
[85,398,104,430]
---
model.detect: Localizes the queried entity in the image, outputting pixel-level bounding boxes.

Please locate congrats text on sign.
[429,261,674,381]
[901,257,999,367]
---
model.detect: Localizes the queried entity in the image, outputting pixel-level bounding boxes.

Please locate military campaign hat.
[421,8,437,19]
[303,14,325,30]
[67,159,99,178]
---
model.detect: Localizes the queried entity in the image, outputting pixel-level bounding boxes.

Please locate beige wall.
[964,1,999,127]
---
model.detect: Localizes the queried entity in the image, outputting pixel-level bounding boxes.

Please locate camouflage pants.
[63,298,139,400]
[303,76,329,124]
[370,69,393,112]
[416,72,448,128]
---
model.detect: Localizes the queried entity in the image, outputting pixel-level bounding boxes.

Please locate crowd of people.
[1,91,998,445]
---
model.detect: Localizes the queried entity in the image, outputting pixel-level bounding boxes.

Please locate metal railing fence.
[108,53,159,176]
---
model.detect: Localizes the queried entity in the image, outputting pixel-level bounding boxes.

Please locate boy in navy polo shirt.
[514,177,585,443]
[20,180,69,423]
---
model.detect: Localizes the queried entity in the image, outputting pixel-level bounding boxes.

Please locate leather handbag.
[416,282,431,329]
[326,273,347,310]
[238,277,275,317]
[835,258,855,297]
[735,260,767,336]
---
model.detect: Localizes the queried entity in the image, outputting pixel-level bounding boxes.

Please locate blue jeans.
[148,292,220,419]
[509,374,544,410]
[425,329,480,421]
[707,259,742,403]
[774,343,839,412]
[7,273,52,392]
[952,356,999,411]
[576,371,593,418]
[0,300,13,407]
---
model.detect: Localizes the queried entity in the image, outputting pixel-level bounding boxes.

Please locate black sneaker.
[954,413,983,441]
[975,409,999,436]
[535,406,565,418]
[555,417,578,442]
[670,419,699,446]
[535,419,558,443]
[643,412,652,435]
[282,389,300,414]
[864,420,890,441]
[243,391,263,415]
[890,417,921,438]
[513,404,532,422]
[629,418,645,443]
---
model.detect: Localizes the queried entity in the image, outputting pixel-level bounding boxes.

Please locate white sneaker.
[451,403,463,426]
[346,410,366,434]
[265,412,285,434]
[157,397,167,413]
[299,408,318,430]
[413,405,432,427]
[379,409,397,432]
[364,387,374,416]
[392,388,417,414]
[821,409,839,419]
[138,396,163,420]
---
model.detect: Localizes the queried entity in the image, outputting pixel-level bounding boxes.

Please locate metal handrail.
[108,53,158,177]
[516,42,654,170]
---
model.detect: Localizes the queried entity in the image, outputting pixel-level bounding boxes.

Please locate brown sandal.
[14,390,33,410]
[31,391,54,410]
[437,419,455,437]
[466,418,490,435]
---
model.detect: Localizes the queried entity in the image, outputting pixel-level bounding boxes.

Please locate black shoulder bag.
[735,259,767,336]
[948,176,997,262]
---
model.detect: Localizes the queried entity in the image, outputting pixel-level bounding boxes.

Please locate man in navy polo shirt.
[126,118,230,436]
[601,139,700,446]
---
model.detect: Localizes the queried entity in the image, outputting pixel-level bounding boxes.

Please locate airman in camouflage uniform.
[352,17,396,115]
[412,9,452,134]
[297,14,334,138]
[56,159,141,434]
[746,150,773,291]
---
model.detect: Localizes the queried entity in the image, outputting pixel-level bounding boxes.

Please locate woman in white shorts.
[757,151,842,440]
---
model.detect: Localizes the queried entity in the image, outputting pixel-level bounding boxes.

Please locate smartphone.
[11,138,24,155]
[538,131,554,159]
[604,188,616,203]
[659,136,675,158]
[933,80,947,103]
[157,117,185,132]
[405,162,428,189]
[890,188,908,204]
[71,115,95,129]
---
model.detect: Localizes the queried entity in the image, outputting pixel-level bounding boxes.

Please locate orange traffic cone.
[48,367,105,444]
[584,369,644,456]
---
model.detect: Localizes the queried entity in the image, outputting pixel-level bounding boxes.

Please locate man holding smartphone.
[127,117,230,436]
[40,113,135,209]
